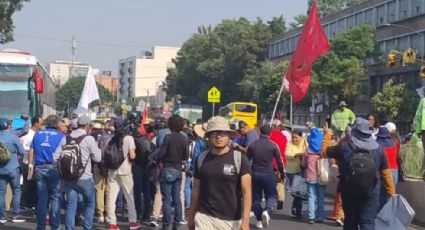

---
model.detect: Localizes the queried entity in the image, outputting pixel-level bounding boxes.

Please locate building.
[48,60,99,86]
[270,0,425,128]
[117,46,180,106]
[95,74,118,100]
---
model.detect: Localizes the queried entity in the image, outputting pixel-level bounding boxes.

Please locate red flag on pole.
[283,1,330,102]
[138,104,148,135]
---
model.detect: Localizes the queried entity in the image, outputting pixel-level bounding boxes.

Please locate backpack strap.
[66,134,88,145]
[234,150,242,175]
[196,150,210,171]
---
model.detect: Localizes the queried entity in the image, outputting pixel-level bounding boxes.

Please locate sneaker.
[97,216,105,224]
[180,219,188,225]
[315,218,324,223]
[261,211,270,228]
[308,219,315,224]
[12,216,26,223]
[250,211,255,217]
[108,224,119,230]
[129,222,142,230]
[150,219,160,227]
[256,220,263,229]
[276,201,283,210]
[0,219,7,224]
[336,219,344,226]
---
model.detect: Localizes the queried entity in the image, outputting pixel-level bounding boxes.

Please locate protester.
[247,125,285,229]
[0,117,26,223]
[28,115,64,230]
[385,122,405,182]
[232,120,259,153]
[156,114,189,230]
[367,114,379,139]
[188,116,251,230]
[285,130,307,218]
[270,120,287,210]
[327,118,395,229]
[107,118,141,230]
[331,101,355,138]
[188,123,207,210]
[60,116,102,230]
[301,127,325,224]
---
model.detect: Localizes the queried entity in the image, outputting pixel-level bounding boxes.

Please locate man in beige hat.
[188,116,251,230]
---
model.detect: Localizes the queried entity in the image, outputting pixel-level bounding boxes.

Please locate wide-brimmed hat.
[78,116,93,126]
[376,126,393,147]
[351,117,378,150]
[204,116,235,135]
[339,101,348,107]
[193,124,206,137]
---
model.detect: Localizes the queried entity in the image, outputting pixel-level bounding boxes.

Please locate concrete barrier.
[397,179,425,225]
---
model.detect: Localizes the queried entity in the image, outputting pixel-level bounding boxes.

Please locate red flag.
[283,1,330,102]
[138,104,148,135]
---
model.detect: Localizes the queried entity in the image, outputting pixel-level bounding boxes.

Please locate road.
[2,195,424,230]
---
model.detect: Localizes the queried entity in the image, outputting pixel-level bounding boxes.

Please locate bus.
[218,102,258,128]
[0,49,57,119]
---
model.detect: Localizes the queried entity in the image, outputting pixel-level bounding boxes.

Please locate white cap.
[385,122,396,133]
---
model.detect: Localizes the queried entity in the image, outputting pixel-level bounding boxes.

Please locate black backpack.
[103,137,124,169]
[344,142,377,194]
[58,135,89,180]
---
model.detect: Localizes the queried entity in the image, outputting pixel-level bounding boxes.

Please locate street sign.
[208,86,221,103]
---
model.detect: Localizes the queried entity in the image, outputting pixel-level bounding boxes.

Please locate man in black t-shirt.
[188,116,252,230]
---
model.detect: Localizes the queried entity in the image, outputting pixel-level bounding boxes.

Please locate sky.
[3,0,309,75]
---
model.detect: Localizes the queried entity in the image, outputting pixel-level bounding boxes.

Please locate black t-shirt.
[194,149,251,220]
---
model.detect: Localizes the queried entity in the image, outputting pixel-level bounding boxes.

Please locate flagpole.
[290,94,293,126]
[270,82,285,127]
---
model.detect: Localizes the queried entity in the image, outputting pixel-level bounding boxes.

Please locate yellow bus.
[219,102,258,128]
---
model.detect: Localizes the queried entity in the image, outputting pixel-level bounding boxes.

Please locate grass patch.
[399,143,423,179]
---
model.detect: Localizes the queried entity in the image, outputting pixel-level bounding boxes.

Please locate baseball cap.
[0,117,10,130]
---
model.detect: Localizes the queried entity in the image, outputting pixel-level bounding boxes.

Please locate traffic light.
[388,50,396,67]
[420,66,425,78]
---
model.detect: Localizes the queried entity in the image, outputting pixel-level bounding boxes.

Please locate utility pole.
[71,35,76,79]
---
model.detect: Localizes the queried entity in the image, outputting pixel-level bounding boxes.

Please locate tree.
[163,17,272,109]
[267,15,286,36]
[289,14,306,29]
[308,0,367,16]
[311,24,376,102]
[0,0,30,43]
[370,79,405,122]
[56,77,113,112]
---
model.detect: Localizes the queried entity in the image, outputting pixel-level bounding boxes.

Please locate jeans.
[287,173,303,215]
[35,165,61,230]
[379,169,398,210]
[133,165,152,220]
[159,167,182,227]
[306,181,325,220]
[0,168,21,219]
[252,172,276,221]
[63,178,95,230]
[185,175,191,208]
[341,188,379,230]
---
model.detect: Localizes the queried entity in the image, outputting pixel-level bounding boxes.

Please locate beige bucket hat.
[204,116,236,135]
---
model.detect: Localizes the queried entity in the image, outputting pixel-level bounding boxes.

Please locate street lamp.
[383,23,424,63]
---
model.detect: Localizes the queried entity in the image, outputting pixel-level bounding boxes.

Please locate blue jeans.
[252,172,276,221]
[379,169,398,210]
[185,175,191,208]
[159,167,182,227]
[63,178,95,230]
[306,181,325,220]
[35,165,61,230]
[0,168,21,219]
[133,165,152,220]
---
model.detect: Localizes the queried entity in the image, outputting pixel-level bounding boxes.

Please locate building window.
[275,43,279,56]
[386,39,396,52]
[378,41,386,54]
[412,0,422,16]
[399,0,409,20]
[364,9,374,25]
[338,19,346,32]
[355,12,364,25]
[410,34,422,55]
[398,36,409,51]
[330,22,337,38]
[387,1,396,23]
[376,5,386,26]
[347,15,355,28]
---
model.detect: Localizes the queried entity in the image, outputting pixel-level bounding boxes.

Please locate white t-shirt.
[109,135,136,176]
[282,130,292,143]
[20,129,35,164]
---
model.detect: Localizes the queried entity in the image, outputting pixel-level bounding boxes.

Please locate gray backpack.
[197,150,242,174]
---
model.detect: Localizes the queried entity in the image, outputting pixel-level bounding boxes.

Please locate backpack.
[103,137,125,170]
[58,135,89,180]
[0,142,11,164]
[197,150,242,174]
[343,142,377,194]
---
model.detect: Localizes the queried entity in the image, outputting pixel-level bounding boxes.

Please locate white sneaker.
[336,219,344,226]
[262,211,270,228]
[256,220,263,229]
[12,216,26,223]
[0,219,6,224]
[250,211,255,217]
[97,216,105,223]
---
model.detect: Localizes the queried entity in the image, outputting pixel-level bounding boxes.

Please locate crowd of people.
[0,100,406,230]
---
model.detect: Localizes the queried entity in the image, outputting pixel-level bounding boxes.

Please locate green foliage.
[164,17,272,108]
[56,77,113,112]
[289,14,306,29]
[312,24,375,101]
[399,143,423,178]
[370,79,405,121]
[309,0,367,16]
[267,15,286,36]
[399,89,420,122]
[0,0,30,43]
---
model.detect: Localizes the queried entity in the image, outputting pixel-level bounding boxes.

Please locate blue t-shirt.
[31,128,64,165]
[0,130,25,174]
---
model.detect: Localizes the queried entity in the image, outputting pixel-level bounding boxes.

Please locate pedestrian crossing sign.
[208,86,221,103]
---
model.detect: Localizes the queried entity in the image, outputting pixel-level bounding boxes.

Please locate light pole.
[383,23,424,63]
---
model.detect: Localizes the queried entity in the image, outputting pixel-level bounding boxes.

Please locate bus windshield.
[0,65,32,118]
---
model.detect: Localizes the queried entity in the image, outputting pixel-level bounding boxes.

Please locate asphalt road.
[1,195,424,230]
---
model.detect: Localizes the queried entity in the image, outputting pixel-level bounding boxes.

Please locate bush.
[399,143,423,179]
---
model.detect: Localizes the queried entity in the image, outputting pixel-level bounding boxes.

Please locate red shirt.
[270,129,287,168]
[384,144,398,169]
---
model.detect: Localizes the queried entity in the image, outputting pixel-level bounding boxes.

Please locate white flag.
[75,67,100,116]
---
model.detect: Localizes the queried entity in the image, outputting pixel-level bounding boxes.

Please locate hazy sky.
[3,0,309,74]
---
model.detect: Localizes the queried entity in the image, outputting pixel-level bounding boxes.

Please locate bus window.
[235,104,256,113]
